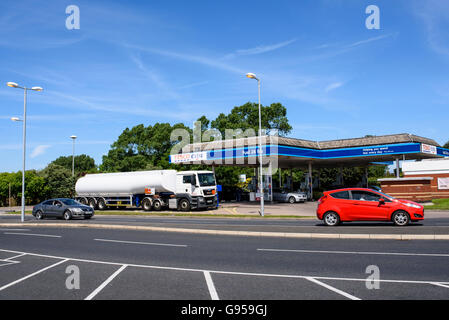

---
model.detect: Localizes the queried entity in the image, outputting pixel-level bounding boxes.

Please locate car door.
[328,191,355,220]
[349,191,389,221]
[52,200,65,218]
[40,200,53,217]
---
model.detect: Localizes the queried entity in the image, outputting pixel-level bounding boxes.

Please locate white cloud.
[30,145,51,158]
[223,39,297,60]
[325,82,344,92]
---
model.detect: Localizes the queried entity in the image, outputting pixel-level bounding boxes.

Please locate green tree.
[100,122,192,172]
[444,140,449,149]
[50,154,97,176]
[211,102,292,137]
[0,171,47,206]
[39,164,75,199]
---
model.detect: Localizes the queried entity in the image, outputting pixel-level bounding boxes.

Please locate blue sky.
[1,0,448,172]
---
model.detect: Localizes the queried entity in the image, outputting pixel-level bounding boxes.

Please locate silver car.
[273,191,307,203]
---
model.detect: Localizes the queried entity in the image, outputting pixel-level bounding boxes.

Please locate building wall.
[380,159,449,201]
[404,173,449,200]
[380,179,433,202]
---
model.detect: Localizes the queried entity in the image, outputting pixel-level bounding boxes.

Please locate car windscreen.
[377,191,396,200]
[198,173,216,187]
[60,199,81,206]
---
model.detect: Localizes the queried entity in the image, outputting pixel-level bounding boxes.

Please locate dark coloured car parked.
[32,198,94,220]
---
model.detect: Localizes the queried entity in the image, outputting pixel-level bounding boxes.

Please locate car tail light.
[318,195,327,205]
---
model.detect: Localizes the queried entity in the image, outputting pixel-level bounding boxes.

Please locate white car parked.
[273,190,307,203]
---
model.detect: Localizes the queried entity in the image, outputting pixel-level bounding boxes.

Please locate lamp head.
[246,73,259,80]
[70,135,77,140]
[31,86,43,92]
[10,117,22,122]
[7,82,19,88]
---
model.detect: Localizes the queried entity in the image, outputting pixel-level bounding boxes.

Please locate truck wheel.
[97,198,107,210]
[153,200,162,211]
[142,198,152,211]
[88,198,97,210]
[179,199,191,212]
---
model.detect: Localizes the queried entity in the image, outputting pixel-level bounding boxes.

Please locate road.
[0,225,448,300]
[2,211,449,235]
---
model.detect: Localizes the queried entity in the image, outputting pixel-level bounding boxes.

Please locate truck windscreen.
[198,173,216,187]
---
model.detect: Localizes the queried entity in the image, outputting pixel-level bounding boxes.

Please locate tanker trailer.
[75,170,217,211]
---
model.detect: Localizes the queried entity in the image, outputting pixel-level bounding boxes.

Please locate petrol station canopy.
[170,133,449,169]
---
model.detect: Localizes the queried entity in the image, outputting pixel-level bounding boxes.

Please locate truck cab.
[174,171,217,211]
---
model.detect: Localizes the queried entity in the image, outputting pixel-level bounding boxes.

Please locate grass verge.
[424,198,449,210]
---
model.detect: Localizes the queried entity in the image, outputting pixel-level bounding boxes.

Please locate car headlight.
[72,208,83,213]
[404,203,421,209]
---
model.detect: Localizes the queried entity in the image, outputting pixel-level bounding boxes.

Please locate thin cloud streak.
[222,39,297,60]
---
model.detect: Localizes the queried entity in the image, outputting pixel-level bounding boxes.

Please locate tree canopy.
[50,154,96,176]
[100,122,191,172]
[210,102,292,138]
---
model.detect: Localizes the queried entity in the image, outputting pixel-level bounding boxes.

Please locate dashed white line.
[0,259,68,292]
[85,265,128,300]
[4,232,61,238]
[305,277,361,300]
[204,271,219,300]
[94,238,188,247]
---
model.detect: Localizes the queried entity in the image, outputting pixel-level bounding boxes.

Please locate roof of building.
[182,133,440,152]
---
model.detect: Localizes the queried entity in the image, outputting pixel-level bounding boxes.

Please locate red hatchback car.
[317,188,424,226]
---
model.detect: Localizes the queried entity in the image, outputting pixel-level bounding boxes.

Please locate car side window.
[352,191,381,202]
[330,191,350,200]
[42,200,53,205]
[53,200,62,206]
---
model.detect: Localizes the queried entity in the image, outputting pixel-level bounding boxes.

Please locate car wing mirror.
[379,199,385,205]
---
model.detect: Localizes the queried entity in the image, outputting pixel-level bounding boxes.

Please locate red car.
[317,188,424,226]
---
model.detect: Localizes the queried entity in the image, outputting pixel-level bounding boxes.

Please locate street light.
[246,73,264,217]
[70,135,77,177]
[7,82,43,223]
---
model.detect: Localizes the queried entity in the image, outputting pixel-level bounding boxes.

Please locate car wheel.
[288,196,296,204]
[63,210,72,221]
[392,210,410,226]
[323,211,340,226]
[179,199,191,212]
[35,210,43,220]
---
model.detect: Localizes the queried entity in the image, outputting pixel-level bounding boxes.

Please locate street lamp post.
[70,135,77,177]
[245,73,264,217]
[7,82,43,223]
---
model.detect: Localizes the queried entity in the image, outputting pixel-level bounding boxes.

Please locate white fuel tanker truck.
[75,170,217,211]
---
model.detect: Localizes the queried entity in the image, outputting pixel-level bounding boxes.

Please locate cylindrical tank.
[75,170,178,196]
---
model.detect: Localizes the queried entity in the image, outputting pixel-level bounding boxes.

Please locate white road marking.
[85,265,128,300]
[4,232,61,238]
[4,253,27,261]
[204,271,219,300]
[0,259,68,291]
[0,248,448,288]
[257,248,449,257]
[0,229,30,232]
[430,282,449,289]
[94,238,188,247]
[305,277,361,300]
